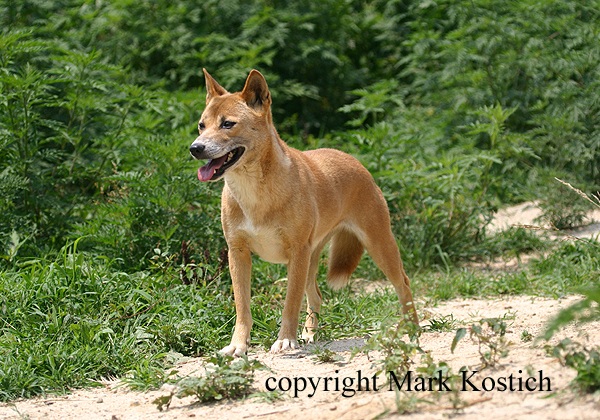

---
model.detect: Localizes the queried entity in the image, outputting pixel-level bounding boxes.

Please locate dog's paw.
[301,329,316,343]
[270,338,299,353]
[220,344,247,357]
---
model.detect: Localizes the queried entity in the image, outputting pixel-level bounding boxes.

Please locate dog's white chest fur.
[242,219,289,264]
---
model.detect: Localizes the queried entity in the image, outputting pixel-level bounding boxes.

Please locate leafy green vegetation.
[153,354,264,410]
[1,0,598,402]
[547,339,600,394]
[452,316,511,368]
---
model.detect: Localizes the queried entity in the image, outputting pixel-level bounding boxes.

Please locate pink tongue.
[198,155,229,182]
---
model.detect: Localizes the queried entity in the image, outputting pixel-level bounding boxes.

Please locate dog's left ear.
[241,70,271,110]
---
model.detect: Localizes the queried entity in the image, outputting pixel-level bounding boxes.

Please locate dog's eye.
[221,120,236,129]
[198,122,205,131]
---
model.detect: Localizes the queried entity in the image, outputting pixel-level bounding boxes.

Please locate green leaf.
[451,328,467,353]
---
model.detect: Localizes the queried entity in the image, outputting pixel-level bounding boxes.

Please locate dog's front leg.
[220,245,253,357]
[270,245,311,353]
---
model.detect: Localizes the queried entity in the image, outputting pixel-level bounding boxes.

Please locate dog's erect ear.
[203,68,228,103]
[241,70,271,110]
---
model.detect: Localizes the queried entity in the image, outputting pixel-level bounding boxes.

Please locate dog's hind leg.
[355,205,418,324]
[302,247,324,343]
[364,228,418,324]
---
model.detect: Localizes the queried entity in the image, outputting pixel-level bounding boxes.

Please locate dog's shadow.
[275,338,367,363]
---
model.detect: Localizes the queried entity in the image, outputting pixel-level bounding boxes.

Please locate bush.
[0,30,223,269]
[2,1,599,267]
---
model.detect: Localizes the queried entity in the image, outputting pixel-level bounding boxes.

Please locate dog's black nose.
[189,143,205,159]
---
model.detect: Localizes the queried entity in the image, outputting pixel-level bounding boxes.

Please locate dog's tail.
[327,229,364,290]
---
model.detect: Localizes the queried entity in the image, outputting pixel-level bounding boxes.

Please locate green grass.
[0,243,235,400]
[1,237,597,401]
[409,239,600,304]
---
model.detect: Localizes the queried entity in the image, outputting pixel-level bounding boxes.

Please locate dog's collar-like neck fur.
[224,132,292,213]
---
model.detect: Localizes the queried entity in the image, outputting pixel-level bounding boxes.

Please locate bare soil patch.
[487,201,600,240]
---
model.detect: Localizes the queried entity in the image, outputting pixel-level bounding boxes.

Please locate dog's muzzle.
[190,141,246,182]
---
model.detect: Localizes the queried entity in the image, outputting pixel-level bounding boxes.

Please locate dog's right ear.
[203,69,228,103]
[241,70,271,111]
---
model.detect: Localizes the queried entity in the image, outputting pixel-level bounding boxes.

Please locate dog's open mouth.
[198,147,245,182]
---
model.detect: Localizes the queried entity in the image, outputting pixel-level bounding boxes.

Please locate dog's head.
[190,69,273,182]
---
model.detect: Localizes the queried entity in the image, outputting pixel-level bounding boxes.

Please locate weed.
[416,353,468,411]
[540,282,599,395]
[520,330,533,343]
[153,354,264,411]
[359,319,422,375]
[310,346,343,364]
[538,178,600,230]
[6,404,29,420]
[542,285,599,340]
[537,182,600,394]
[123,363,178,392]
[546,339,600,393]
[389,350,467,415]
[480,227,548,262]
[426,314,459,332]
[250,390,285,403]
[393,390,428,415]
[452,317,510,368]
[537,188,589,231]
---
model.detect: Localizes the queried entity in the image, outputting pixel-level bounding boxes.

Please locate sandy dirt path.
[2,295,598,420]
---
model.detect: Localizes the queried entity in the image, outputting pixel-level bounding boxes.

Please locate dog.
[190,69,418,356]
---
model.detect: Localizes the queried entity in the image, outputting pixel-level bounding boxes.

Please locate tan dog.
[190,69,418,356]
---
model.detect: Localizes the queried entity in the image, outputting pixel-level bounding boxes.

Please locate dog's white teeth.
[228,152,233,160]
